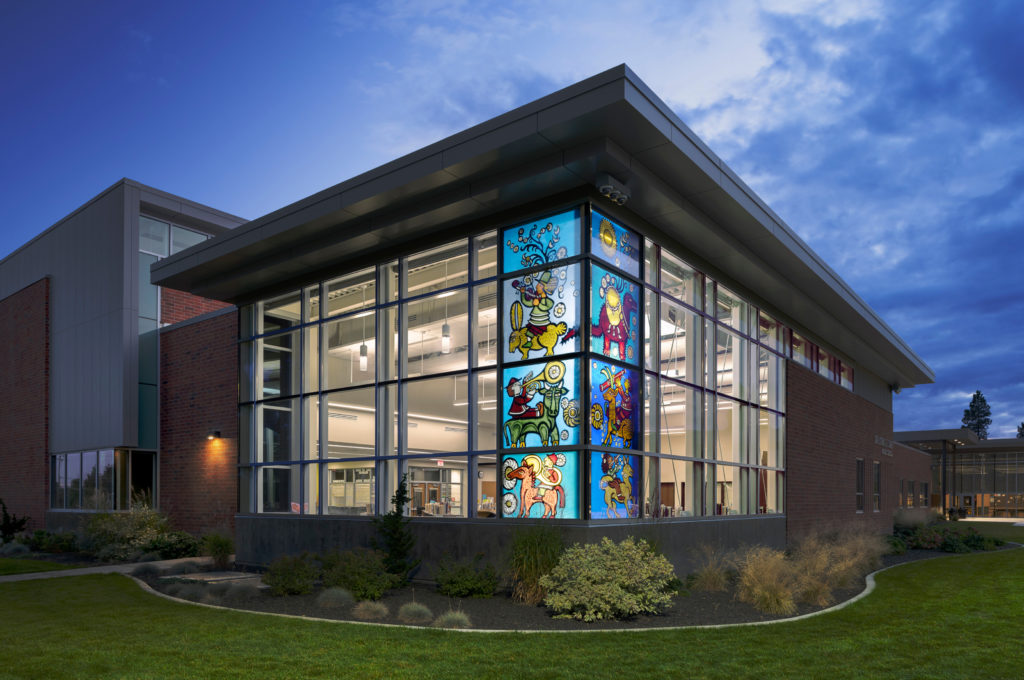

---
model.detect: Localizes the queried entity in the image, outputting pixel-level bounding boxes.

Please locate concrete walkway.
[0,556,217,583]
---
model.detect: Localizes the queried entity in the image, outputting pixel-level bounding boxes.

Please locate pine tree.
[961,391,992,440]
[1017,422,1023,439]
[372,474,420,582]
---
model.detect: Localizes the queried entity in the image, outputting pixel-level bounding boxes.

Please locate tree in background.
[1017,422,1023,439]
[961,391,992,440]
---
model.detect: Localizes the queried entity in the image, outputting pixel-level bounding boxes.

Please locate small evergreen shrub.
[735,546,796,616]
[886,534,908,555]
[397,601,433,624]
[203,532,234,570]
[688,543,730,592]
[352,600,389,620]
[962,528,1003,551]
[372,475,420,583]
[263,554,317,596]
[540,537,678,622]
[142,530,201,560]
[0,499,29,543]
[432,610,472,629]
[507,525,564,604]
[23,530,78,553]
[321,547,400,601]
[435,554,498,598]
[315,587,355,610]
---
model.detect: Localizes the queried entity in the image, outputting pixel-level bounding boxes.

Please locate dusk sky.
[2,1,1021,436]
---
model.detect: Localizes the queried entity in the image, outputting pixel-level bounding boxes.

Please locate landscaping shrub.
[0,499,29,543]
[22,529,78,553]
[203,532,234,570]
[372,474,420,583]
[432,610,472,629]
[352,601,389,620]
[735,546,796,616]
[263,554,317,596]
[320,547,401,601]
[886,534,908,555]
[962,528,1002,551]
[540,536,678,622]
[688,543,731,592]
[141,530,200,560]
[397,601,433,624]
[315,587,355,610]
[82,503,198,561]
[507,525,563,605]
[0,542,29,557]
[434,554,498,598]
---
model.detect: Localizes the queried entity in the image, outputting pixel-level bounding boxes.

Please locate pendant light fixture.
[358,284,369,372]
[440,258,451,354]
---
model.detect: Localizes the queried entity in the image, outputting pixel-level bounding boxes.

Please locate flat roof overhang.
[152,64,934,389]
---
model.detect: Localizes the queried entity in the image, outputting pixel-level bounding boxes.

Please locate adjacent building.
[1,66,935,571]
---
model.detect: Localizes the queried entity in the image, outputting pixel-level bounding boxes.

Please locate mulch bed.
[137,550,952,631]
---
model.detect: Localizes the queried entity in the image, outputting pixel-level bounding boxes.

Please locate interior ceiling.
[153,65,932,389]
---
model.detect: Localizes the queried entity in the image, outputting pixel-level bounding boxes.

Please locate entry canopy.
[152,64,934,390]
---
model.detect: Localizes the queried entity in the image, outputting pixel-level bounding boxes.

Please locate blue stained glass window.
[500,451,580,519]
[502,209,581,274]
[589,452,640,519]
[501,358,580,447]
[589,359,639,449]
[590,210,640,276]
[590,264,640,364]
[503,263,580,363]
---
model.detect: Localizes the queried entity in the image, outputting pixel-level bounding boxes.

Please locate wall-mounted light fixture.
[207,430,221,440]
[596,172,630,205]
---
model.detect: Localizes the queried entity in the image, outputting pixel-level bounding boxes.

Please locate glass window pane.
[259,291,302,334]
[324,312,375,389]
[661,251,702,310]
[502,208,581,274]
[758,348,785,411]
[240,342,256,402]
[139,216,169,256]
[503,263,581,363]
[259,465,299,513]
[644,289,657,371]
[408,457,467,518]
[715,327,752,400]
[406,240,468,297]
[655,457,703,517]
[304,284,321,323]
[589,359,639,449]
[501,358,580,447]
[644,240,658,286]
[591,210,640,277]
[500,451,580,519]
[758,412,785,468]
[475,370,497,450]
[380,260,399,304]
[258,399,300,462]
[475,454,498,517]
[139,253,159,321]
[304,463,320,515]
[791,332,814,370]
[261,331,301,398]
[170,225,207,255]
[657,380,702,458]
[589,453,640,519]
[81,451,98,510]
[129,451,155,506]
[590,264,640,364]
[758,310,783,353]
[325,268,375,319]
[324,461,375,515]
[304,396,319,460]
[379,385,398,458]
[757,469,782,514]
[405,290,468,376]
[660,300,703,385]
[380,305,398,381]
[474,231,498,280]
[325,387,376,458]
[406,376,469,454]
[713,398,749,464]
[841,363,854,391]
[715,285,750,336]
[473,283,497,367]
[714,464,741,515]
[818,348,834,380]
[51,454,66,508]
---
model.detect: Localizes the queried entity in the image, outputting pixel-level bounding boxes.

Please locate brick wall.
[0,279,49,530]
[160,288,231,326]
[159,310,238,534]
[785,363,931,540]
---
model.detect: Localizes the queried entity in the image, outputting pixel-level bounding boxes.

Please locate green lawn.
[0,557,74,575]
[1,548,1022,679]
[959,520,1024,544]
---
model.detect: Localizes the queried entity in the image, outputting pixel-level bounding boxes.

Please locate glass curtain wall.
[239,203,791,520]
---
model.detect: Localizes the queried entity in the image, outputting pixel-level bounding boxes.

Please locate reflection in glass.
[500,452,579,519]
[590,264,640,364]
[139,216,169,256]
[170,225,206,255]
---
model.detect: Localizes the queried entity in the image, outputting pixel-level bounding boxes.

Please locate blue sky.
[1,0,1021,436]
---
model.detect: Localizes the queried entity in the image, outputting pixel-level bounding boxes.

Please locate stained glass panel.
[590,264,640,364]
[501,358,580,447]
[503,263,580,363]
[589,452,640,519]
[589,359,639,449]
[502,208,581,274]
[500,451,580,519]
[590,210,640,276]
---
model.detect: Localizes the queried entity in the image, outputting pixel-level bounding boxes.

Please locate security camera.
[596,173,630,205]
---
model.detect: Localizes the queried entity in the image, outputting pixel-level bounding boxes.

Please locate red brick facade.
[159,309,238,534]
[0,279,49,530]
[161,288,231,326]
[785,363,931,539]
